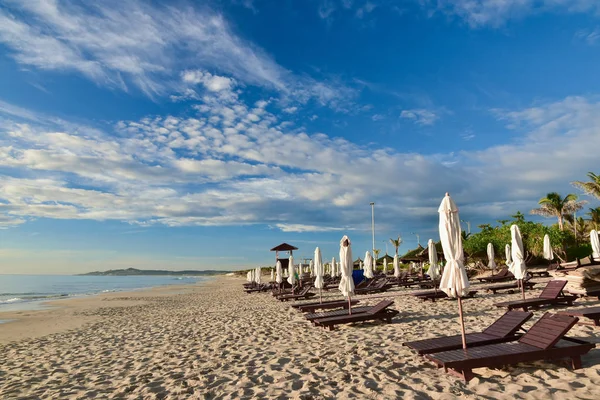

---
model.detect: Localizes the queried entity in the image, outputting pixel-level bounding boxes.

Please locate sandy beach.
[1,276,600,399]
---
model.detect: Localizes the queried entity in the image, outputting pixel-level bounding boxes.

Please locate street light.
[461,220,471,234]
[370,202,375,258]
[411,232,420,246]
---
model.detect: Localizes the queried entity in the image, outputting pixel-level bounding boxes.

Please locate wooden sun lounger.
[494,280,577,311]
[312,300,398,331]
[355,279,389,295]
[411,290,478,302]
[424,313,595,382]
[528,270,550,277]
[305,306,373,321]
[478,267,514,283]
[277,287,315,302]
[291,299,360,313]
[486,280,537,294]
[245,284,271,293]
[403,311,533,355]
[558,307,600,327]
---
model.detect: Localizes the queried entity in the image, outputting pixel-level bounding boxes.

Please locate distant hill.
[78,267,230,276]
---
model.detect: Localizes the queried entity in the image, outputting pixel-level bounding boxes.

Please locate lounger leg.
[593,319,600,327]
[572,356,582,370]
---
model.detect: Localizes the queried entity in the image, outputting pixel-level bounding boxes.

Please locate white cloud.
[283,107,298,114]
[421,0,600,27]
[0,1,356,107]
[575,27,600,45]
[400,109,439,125]
[371,114,385,121]
[319,1,337,19]
[1,91,599,232]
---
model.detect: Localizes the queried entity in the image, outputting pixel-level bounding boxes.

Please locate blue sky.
[1,0,600,274]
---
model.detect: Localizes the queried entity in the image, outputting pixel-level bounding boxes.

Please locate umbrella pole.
[458,296,467,350]
[319,288,322,304]
[521,279,525,300]
[348,296,352,315]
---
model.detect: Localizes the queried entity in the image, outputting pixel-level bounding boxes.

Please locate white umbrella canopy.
[393,254,400,278]
[543,234,554,261]
[246,271,252,283]
[310,260,315,278]
[505,244,513,272]
[591,230,600,260]
[255,267,262,285]
[383,258,388,274]
[487,243,497,273]
[275,261,283,284]
[364,251,374,279]
[338,235,355,299]
[271,269,275,281]
[511,225,527,280]
[287,256,296,287]
[511,225,528,301]
[427,239,440,281]
[314,247,324,290]
[331,257,336,277]
[438,193,470,349]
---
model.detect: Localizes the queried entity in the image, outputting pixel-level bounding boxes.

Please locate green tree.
[588,207,600,231]
[530,192,586,231]
[572,172,600,200]
[389,235,403,256]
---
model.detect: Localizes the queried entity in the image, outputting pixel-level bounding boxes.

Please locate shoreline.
[0,279,210,344]
[0,274,215,315]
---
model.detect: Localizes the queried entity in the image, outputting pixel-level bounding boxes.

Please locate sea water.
[0,274,207,314]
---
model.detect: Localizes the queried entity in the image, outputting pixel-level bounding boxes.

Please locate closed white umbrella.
[250,269,255,285]
[438,193,470,349]
[543,234,554,261]
[331,257,336,277]
[427,239,440,282]
[255,267,262,285]
[283,268,288,278]
[287,255,295,291]
[338,235,355,313]
[511,225,527,300]
[271,268,275,281]
[393,254,400,278]
[383,258,388,275]
[487,243,497,275]
[275,260,283,287]
[591,230,600,260]
[310,260,315,278]
[505,244,513,272]
[314,247,324,302]
[373,256,377,275]
[364,251,374,279]
[246,270,252,283]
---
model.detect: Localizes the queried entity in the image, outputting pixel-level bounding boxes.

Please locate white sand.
[1,276,600,399]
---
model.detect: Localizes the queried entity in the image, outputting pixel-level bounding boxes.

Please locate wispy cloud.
[420,0,600,27]
[1,84,599,231]
[400,109,439,126]
[575,27,600,45]
[0,0,356,107]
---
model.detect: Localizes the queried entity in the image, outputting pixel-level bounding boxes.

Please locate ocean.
[0,274,208,313]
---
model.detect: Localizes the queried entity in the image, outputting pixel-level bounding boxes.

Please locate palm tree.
[389,235,403,256]
[530,192,586,231]
[565,216,590,244]
[373,248,380,260]
[572,172,600,200]
[588,207,600,230]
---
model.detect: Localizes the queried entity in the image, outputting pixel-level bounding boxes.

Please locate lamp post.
[411,232,420,246]
[461,220,471,234]
[370,202,375,258]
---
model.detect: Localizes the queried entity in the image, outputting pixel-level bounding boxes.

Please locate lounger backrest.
[366,300,394,315]
[518,313,578,349]
[496,267,509,277]
[482,311,533,338]
[539,280,567,299]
